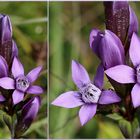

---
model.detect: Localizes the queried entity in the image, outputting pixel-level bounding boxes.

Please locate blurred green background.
[0,2,47,139]
[49,1,140,139]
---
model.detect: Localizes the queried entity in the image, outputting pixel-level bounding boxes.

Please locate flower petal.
[90,28,100,48]
[105,65,135,84]
[12,90,24,105]
[129,33,140,67]
[128,6,139,39]
[99,90,121,104]
[26,66,42,83]
[0,95,5,102]
[0,55,8,77]
[0,15,12,42]
[94,64,104,89]
[12,57,24,78]
[89,29,102,57]
[51,91,83,108]
[90,30,125,69]
[100,30,125,69]
[0,77,15,89]
[72,60,90,88]
[22,96,40,121]
[12,40,18,58]
[27,85,43,94]
[15,96,40,132]
[79,104,97,126]
[131,84,140,108]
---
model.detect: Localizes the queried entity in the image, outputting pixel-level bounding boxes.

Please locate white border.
[49,0,139,1]
[0,0,137,1]
[0,0,47,1]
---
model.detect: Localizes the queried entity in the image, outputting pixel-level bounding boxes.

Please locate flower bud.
[104,2,138,51]
[90,29,125,69]
[15,96,41,137]
[0,14,18,66]
[90,30,126,97]
[0,15,12,42]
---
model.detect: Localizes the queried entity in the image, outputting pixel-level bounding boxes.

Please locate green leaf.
[131,117,140,138]
[106,113,123,121]
[132,117,139,135]
[23,118,47,136]
[119,119,132,138]
[3,114,12,134]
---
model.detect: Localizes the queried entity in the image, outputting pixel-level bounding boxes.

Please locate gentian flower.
[20,96,40,128]
[52,60,121,125]
[90,29,125,69]
[0,57,43,105]
[0,15,18,104]
[0,14,18,65]
[104,1,138,46]
[0,14,12,42]
[105,33,140,108]
[15,96,41,136]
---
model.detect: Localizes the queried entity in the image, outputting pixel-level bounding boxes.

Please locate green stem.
[11,115,15,139]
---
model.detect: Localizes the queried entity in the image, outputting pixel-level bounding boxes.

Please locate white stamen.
[16,75,30,92]
[80,83,101,103]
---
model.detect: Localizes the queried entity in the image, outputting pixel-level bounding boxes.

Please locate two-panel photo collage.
[0,0,140,139]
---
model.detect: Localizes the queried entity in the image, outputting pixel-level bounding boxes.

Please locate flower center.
[16,75,30,92]
[136,65,140,83]
[80,83,101,103]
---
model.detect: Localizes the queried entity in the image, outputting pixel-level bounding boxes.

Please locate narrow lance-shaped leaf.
[119,119,132,138]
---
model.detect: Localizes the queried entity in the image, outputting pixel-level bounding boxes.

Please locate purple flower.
[21,96,40,127]
[90,29,125,69]
[52,60,121,126]
[104,2,138,46]
[0,57,43,105]
[0,14,18,65]
[105,33,140,108]
[0,14,12,42]
[15,96,41,136]
[0,14,18,104]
